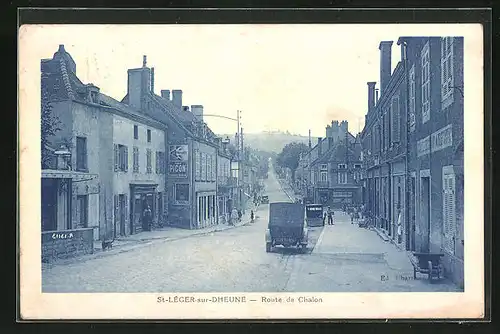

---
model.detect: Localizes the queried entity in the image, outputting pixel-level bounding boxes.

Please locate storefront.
[41,169,98,261]
[196,191,217,228]
[129,182,159,234]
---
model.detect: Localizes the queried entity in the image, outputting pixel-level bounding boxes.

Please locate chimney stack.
[127,56,151,110]
[191,105,204,122]
[317,137,322,155]
[172,90,183,108]
[308,129,312,148]
[143,55,147,67]
[367,82,376,111]
[379,41,393,96]
[161,90,170,100]
[150,67,155,93]
[326,125,332,138]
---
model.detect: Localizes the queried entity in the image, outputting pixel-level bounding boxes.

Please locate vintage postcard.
[19,22,485,320]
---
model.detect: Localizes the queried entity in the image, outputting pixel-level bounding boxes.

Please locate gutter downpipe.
[402,40,411,251]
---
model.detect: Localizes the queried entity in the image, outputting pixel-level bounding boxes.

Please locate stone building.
[308,121,361,207]
[360,37,464,287]
[120,57,221,229]
[41,45,167,245]
[216,141,234,223]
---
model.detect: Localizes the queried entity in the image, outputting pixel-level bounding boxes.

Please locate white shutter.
[443,172,456,253]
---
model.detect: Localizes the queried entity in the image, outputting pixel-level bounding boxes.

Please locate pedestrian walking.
[250,210,254,223]
[323,211,327,226]
[237,209,242,222]
[396,209,403,244]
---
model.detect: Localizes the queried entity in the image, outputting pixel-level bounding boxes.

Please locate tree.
[41,85,61,169]
[275,142,309,181]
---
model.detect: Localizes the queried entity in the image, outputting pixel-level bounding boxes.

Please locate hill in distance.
[220,130,319,154]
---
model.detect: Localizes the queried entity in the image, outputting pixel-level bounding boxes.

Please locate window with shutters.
[391,95,400,143]
[338,172,347,184]
[421,41,431,123]
[146,149,152,173]
[155,151,165,174]
[208,155,212,182]
[133,147,139,173]
[442,167,456,253]
[201,152,206,181]
[441,37,454,110]
[194,150,200,180]
[114,144,128,172]
[76,136,87,171]
[409,64,416,132]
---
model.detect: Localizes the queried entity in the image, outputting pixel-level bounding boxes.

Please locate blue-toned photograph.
[39,26,465,294]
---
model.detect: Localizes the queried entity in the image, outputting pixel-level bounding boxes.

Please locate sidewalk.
[313,211,414,272]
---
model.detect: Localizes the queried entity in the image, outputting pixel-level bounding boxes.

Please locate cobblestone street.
[42,169,460,293]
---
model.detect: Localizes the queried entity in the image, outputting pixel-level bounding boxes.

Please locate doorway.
[420,176,431,252]
[119,194,126,236]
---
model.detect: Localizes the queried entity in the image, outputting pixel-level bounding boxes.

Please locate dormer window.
[338,164,347,169]
[320,164,328,170]
[354,164,362,169]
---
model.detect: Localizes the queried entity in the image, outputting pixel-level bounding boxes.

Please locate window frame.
[338,171,348,184]
[421,41,431,124]
[134,125,139,140]
[76,136,88,172]
[146,148,152,174]
[409,64,416,131]
[441,37,455,110]
[147,129,152,143]
[442,166,456,254]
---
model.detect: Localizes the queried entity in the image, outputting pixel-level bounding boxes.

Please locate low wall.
[42,228,94,262]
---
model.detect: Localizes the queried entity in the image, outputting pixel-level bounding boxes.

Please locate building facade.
[41,45,167,243]
[121,57,222,230]
[360,37,464,286]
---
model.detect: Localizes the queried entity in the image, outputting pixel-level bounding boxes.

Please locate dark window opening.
[134,125,138,140]
[147,129,151,143]
[76,137,87,171]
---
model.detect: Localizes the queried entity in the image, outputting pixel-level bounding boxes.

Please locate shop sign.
[169,162,188,177]
[52,232,74,240]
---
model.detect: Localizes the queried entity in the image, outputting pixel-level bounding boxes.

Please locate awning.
[42,169,98,182]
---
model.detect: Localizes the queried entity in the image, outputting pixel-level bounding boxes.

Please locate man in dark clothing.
[327,207,333,225]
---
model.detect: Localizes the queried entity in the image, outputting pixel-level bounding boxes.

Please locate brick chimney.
[326,125,332,138]
[379,41,393,96]
[127,55,151,110]
[317,137,322,156]
[172,90,182,108]
[367,82,376,111]
[191,105,204,122]
[161,90,171,100]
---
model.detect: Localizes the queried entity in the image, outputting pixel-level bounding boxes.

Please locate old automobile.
[305,204,324,227]
[266,202,308,253]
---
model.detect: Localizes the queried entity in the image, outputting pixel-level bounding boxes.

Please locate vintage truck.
[265,202,308,253]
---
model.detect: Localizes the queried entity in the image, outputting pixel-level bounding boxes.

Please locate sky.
[24,24,473,137]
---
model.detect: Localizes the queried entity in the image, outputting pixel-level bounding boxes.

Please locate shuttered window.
[146,149,152,174]
[201,152,206,181]
[421,41,431,123]
[133,147,139,173]
[409,64,416,131]
[114,144,128,172]
[76,137,88,171]
[441,37,454,109]
[443,167,456,253]
[391,95,400,143]
[194,149,200,180]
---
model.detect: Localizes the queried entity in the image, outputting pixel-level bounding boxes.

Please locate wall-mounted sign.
[169,145,189,162]
[52,232,74,240]
[169,162,188,177]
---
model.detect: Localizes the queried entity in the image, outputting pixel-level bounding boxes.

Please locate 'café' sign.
[52,232,74,240]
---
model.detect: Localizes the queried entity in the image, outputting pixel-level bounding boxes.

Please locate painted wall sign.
[169,162,188,177]
[52,232,74,240]
[169,145,189,162]
[417,124,453,157]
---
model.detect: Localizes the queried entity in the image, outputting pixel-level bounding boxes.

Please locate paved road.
[42,167,459,293]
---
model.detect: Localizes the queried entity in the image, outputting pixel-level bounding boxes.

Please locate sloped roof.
[312,139,362,165]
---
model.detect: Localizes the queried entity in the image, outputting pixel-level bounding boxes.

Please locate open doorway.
[420,175,431,252]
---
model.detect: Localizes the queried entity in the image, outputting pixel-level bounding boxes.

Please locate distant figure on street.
[327,207,334,225]
[143,205,152,231]
[323,211,327,226]
[250,210,254,223]
[230,208,238,226]
[396,209,403,244]
[237,209,242,222]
